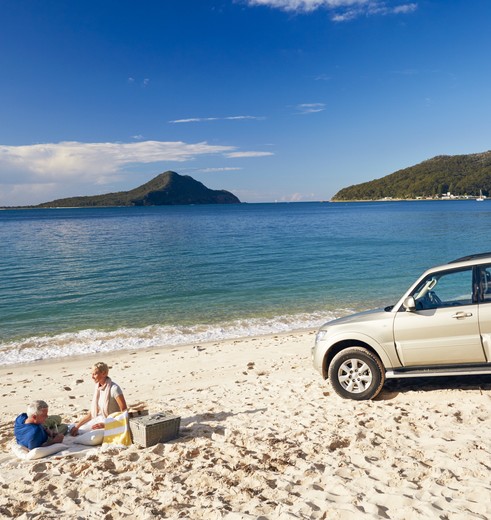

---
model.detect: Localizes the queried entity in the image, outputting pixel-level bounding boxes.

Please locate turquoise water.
[2,200,491,364]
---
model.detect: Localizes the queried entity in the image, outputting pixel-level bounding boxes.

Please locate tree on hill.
[333,151,491,200]
[35,171,241,208]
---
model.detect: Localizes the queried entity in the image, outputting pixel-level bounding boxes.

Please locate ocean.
[2,200,491,365]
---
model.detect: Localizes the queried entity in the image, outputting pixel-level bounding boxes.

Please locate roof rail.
[449,252,491,263]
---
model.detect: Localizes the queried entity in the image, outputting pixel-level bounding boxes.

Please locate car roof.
[449,252,491,264]
[425,252,491,273]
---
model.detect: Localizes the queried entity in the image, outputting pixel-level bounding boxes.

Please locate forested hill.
[36,171,241,207]
[332,151,491,201]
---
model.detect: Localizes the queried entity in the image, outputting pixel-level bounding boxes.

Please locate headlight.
[315,329,328,343]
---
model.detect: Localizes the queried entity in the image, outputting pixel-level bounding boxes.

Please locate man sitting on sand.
[14,400,65,449]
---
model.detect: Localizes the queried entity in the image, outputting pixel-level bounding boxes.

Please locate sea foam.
[0,310,353,366]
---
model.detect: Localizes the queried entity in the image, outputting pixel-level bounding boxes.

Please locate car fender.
[318,331,396,378]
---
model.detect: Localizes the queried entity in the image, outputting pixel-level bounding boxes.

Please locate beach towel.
[102,410,132,446]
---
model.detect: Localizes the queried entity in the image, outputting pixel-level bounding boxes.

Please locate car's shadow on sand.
[376,374,491,400]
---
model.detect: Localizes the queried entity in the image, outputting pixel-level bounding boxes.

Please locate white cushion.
[72,429,104,446]
[12,442,67,460]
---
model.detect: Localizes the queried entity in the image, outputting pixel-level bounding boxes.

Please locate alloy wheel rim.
[338,358,373,393]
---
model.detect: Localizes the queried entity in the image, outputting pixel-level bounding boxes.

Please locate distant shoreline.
[2,197,488,210]
[330,197,487,203]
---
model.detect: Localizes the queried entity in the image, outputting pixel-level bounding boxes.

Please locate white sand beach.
[1,330,490,519]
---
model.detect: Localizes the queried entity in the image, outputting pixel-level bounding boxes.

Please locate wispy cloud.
[281,192,318,202]
[245,1,417,21]
[296,103,326,114]
[314,73,331,81]
[169,115,264,124]
[392,68,419,76]
[225,151,274,158]
[128,77,150,87]
[0,140,269,205]
[0,141,234,181]
[186,167,243,173]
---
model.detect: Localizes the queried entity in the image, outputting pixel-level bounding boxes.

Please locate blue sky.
[1,0,491,206]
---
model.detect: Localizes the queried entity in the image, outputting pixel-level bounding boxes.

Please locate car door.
[476,264,491,361]
[393,267,486,366]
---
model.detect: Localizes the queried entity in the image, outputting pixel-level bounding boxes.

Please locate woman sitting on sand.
[70,362,127,436]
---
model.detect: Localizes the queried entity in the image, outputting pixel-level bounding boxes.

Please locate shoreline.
[330,197,487,202]
[0,326,317,374]
[1,329,491,518]
[0,313,334,367]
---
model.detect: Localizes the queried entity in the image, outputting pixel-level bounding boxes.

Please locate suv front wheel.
[328,347,385,400]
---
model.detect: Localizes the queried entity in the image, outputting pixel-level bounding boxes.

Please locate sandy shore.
[1,330,491,519]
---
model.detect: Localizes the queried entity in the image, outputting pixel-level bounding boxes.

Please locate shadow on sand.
[179,408,268,440]
[376,373,491,401]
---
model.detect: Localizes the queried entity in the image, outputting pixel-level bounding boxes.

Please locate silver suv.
[312,253,491,400]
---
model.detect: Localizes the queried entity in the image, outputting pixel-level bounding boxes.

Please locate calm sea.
[2,200,491,365]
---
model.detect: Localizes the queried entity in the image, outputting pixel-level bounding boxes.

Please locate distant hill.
[332,151,491,201]
[36,171,241,207]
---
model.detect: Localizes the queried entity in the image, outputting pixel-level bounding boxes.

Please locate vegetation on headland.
[33,171,241,208]
[332,151,491,201]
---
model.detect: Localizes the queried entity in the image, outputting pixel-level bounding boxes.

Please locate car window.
[413,268,473,310]
[479,265,491,303]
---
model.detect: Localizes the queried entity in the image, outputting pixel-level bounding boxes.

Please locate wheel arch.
[322,339,388,380]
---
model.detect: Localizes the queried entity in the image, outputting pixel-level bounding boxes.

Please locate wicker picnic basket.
[129,412,181,448]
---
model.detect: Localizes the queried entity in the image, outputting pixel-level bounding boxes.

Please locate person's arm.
[42,433,64,446]
[91,393,127,429]
[115,393,127,412]
[70,412,92,436]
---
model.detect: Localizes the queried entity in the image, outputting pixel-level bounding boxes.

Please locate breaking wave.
[0,309,354,366]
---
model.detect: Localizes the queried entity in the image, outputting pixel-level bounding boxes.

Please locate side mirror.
[404,296,416,311]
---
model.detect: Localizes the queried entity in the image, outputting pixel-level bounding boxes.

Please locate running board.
[386,365,491,379]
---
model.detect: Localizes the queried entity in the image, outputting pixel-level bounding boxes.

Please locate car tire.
[328,347,385,400]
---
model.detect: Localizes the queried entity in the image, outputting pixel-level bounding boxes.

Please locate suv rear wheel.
[328,347,385,400]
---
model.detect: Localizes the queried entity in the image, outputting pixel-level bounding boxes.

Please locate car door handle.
[452,312,473,319]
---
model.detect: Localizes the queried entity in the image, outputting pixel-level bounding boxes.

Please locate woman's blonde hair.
[92,362,109,374]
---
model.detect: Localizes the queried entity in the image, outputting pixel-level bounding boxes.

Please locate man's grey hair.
[26,400,48,418]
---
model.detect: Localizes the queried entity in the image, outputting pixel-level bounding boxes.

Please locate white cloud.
[188,167,243,173]
[280,191,319,202]
[128,77,151,87]
[393,3,417,14]
[226,115,264,121]
[296,103,326,114]
[0,140,269,206]
[225,151,274,158]
[314,73,331,81]
[170,117,219,124]
[245,0,417,20]
[169,115,264,124]
[246,0,354,12]
[0,141,234,180]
